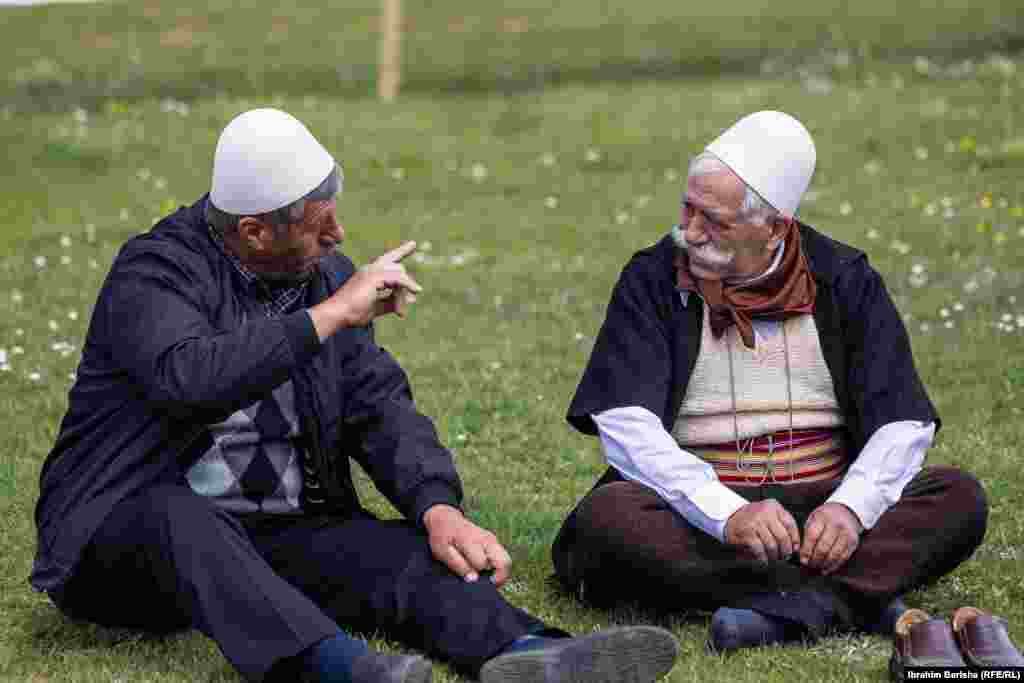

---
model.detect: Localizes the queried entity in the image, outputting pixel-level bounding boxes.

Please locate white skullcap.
[210,108,336,215]
[705,111,816,217]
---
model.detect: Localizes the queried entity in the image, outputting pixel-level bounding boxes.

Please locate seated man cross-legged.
[30,108,680,683]
[551,111,991,653]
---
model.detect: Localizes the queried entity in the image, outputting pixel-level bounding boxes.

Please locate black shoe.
[479,625,679,683]
[350,653,432,683]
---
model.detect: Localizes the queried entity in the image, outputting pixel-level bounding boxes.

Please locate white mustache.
[672,224,734,267]
[685,241,735,267]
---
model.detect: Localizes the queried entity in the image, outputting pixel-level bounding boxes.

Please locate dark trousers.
[552,466,987,630]
[54,485,543,682]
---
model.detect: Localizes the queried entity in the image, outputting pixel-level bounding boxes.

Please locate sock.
[500,634,559,655]
[301,632,372,683]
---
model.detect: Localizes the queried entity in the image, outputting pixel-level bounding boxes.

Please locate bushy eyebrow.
[683,197,735,227]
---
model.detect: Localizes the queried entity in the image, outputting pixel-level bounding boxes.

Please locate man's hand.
[800,502,863,575]
[310,241,422,340]
[423,504,512,587]
[724,499,801,563]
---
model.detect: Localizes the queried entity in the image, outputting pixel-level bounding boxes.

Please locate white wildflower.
[941,196,954,208]
[633,195,651,209]
[27,371,42,382]
[944,208,956,219]
[908,272,928,288]
[120,208,130,221]
[391,168,405,181]
[953,302,964,312]
[585,148,602,163]
[89,259,99,269]
[944,320,955,329]
[68,372,77,380]
[890,240,911,255]
[1002,313,1013,323]
[470,163,488,183]
[924,203,937,217]
[60,254,72,266]
[154,177,167,190]
[12,346,24,355]
[863,160,882,175]
[489,361,502,370]
[48,320,60,332]
[574,332,584,341]
[964,279,980,294]
[919,322,931,333]
[914,56,933,75]
[615,212,630,225]
[664,168,679,182]
[914,147,929,161]
[137,168,151,182]
[420,241,432,252]
[544,196,559,209]
[11,290,23,304]
[1010,295,1017,304]
[911,263,926,275]
[14,329,23,337]
[68,310,78,321]
[73,107,88,124]
[59,235,72,248]
[0,349,6,365]
[33,255,47,269]
[866,228,880,240]
[540,153,556,167]
[939,308,950,318]
[839,201,853,216]
[1016,315,1024,329]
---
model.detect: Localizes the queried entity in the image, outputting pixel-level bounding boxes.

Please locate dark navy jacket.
[567,224,940,460]
[31,196,463,594]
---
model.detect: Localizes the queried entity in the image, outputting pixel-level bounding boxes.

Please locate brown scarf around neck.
[673,221,817,348]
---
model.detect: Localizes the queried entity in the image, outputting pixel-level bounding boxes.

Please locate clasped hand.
[723,500,863,575]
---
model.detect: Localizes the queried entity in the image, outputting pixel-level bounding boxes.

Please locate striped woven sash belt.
[688,428,848,486]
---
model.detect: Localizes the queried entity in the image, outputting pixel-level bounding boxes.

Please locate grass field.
[1,1,1023,681]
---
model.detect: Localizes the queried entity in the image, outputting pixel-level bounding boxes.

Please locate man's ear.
[237,216,274,253]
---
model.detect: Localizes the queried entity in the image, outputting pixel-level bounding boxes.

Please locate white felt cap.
[210,108,335,215]
[705,111,816,217]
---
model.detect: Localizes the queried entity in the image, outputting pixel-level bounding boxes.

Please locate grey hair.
[206,165,342,236]
[685,152,779,226]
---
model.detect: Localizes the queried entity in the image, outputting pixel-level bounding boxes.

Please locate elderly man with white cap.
[30,108,680,683]
[551,111,989,652]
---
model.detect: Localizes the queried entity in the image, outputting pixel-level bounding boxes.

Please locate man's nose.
[683,212,707,245]
[321,202,344,243]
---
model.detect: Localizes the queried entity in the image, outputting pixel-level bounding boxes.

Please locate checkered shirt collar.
[207,224,309,319]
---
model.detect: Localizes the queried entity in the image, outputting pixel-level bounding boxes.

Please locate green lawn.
[1,1,1023,681]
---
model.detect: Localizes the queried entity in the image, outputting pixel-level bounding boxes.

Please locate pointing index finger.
[378,240,418,264]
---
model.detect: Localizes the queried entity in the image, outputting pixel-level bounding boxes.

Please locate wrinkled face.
[680,170,780,282]
[244,198,344,283]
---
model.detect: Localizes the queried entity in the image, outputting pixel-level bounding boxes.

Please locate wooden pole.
[378,0,402,102]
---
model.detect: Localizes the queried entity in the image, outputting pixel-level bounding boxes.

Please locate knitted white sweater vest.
[672,304,844,446]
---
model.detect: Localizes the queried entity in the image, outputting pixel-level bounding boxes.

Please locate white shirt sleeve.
[593,406,749,542]
[826,420,935,530]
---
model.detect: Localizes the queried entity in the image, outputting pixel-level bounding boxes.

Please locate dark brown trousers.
[552,466,987,629]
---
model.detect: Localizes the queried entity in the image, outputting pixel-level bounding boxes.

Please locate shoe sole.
[402,657,434,683]
[479,626,679,683]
